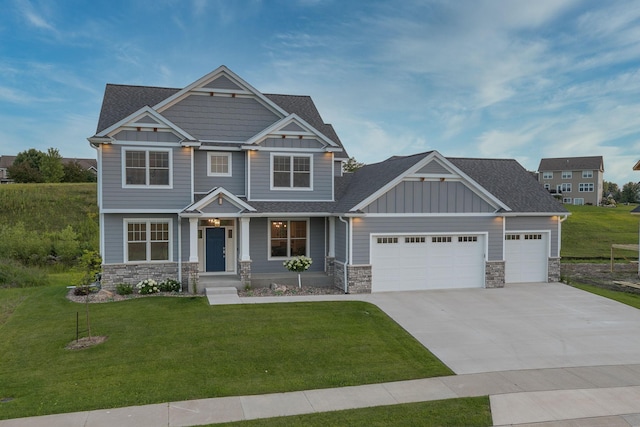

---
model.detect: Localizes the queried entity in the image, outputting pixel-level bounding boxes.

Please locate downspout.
[338,216,349,293]
[177,214,182,291]
[558,214,569,258]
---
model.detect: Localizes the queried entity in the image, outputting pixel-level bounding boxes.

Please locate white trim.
[198,145,243,151]
[248,199,331,202]
[243,212,332,218]
[370,231,489,262]
[111,140,181,147]
[348,217,353,264]
[269,152,314,191]
[247,149,252,200]
[241,146,330,153]
[503,229,551,258]
[121,147,173,189]
[123,217,174,263]
[97,106,196,141]
[542,172,553,179]
[245,114,339,148]
[361,212,499,217]
[502,216,506,261]
[267,218,310,260]
[582,170,594,178]
[186,187,256,212]
[331,153,335,201]
[207,152,232,177]
[499,212,570,217]
[100,212,105,260]
[190,147,195,205]
[102,209,182,214]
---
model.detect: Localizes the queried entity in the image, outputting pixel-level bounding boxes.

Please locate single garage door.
[371,234,485,292]
[505,233,548,283]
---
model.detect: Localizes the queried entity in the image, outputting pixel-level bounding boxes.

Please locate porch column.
[189,218,198,262]
[328,217,336,257]
[240,217,251,261]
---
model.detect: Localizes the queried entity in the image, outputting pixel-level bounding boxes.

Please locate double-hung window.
[542,172,553,179]
[125,219,171,262]
[561,171,572,179]
[269,219,308,258]
[582,170,593,178]
[579,183,594,192]
[271,154,312,189]
[123,149,171,187]
[560,183,572,193]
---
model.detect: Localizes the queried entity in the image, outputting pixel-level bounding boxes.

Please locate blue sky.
[2,0,640,185]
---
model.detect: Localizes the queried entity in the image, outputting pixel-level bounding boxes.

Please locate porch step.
[206,287,241,305]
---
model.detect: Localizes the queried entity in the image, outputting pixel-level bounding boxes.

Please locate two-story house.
[89,66,568,293]
[537,156,604,206]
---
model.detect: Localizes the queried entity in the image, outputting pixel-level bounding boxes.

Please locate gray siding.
[101,145,192,210]
[112,130,181,143]
[138,116,160,124]
[249,151,334,201]
[505,216,559,257]
[261,137,325,149]
[103,213,182,264]
[418,161,450,174]
[203,75,243,90]
[248,217,325,273]
[200,199,244,214]
[194,150,246,195]
[363,181,494,213]
[351,216,503,264]
[161,95,280,141]
[281,123,306,132]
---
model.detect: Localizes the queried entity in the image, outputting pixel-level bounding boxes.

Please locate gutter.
[338,216,349,294]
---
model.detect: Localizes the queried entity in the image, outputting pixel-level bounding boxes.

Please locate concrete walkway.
[5,284,640,426]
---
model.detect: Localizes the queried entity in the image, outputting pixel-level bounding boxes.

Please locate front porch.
[198,271,335,292]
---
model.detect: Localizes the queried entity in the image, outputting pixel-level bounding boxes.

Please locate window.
[405,236,426,243]
[561,171,572,179]
[542,172,553,179]
[378,237,399,244]
[271,154,312,189]
[269,220,308,258]
[432,236,452,243]
[582,170,593,178]
[560,183,572,193]
[505,234,520,240]
[563,197,572,204]
[573,198,584,205]
[579,183,594,192]
[458,236,478,242]
[544,184,550,190]
[207,152,232,177]
[525,234,542,240]
[123,149,171,187]
[125,219,171,262]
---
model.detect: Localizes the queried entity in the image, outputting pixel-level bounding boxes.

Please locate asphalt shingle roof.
[538,156,604,172]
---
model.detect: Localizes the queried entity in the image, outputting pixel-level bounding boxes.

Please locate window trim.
[579,182,594,192]
[122,147,173,189]
[267,218,310,260]
[542,172,553,179]
[123,218,173,263]
[561,171,572,179]
[582,170,593,178]
[269,153,314,191]
[563,197,572,204]
[207,152,232,177]
[560,183,572,193]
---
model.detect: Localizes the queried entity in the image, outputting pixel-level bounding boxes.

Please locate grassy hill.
[561,204,639,259]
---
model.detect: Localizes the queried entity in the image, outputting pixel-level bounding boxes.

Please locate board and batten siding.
[248,217,325,273]
[102,213,186,264]
[362,180,495,214]
[161,95,280,141]
[194,150,246,195]
[112,130,181,143]
[101,145,192,210]
[260,137,325,150]
[505,216,559,257]
[249,151,334,201]
[351,216,503,265]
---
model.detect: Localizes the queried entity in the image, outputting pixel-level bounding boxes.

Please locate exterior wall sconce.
[213,218,220,227]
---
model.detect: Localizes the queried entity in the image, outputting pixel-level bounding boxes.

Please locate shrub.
[115,283,134,295]
[159,278,181,292]
[136,279,159,294]
[283,256,313,273]
[0,259,49,288]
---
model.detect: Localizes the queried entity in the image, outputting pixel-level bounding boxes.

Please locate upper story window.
[542,172,553,179]
[582,170,593,178]
[207,152,232,177]
[271,154,312,190]
[125,219,171,262]
[579,183,594,192]
[123,148,171,187]
[560,183,572,193]
[561,171,572,179]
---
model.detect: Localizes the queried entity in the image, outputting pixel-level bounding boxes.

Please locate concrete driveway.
[362,282,640,374]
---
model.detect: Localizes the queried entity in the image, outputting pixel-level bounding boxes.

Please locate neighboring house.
[88,66,568,293]
[537,156,604,206]
[0,155,97,183]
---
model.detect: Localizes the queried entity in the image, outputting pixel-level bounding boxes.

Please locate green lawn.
[0,283,453,420]
[572,282,640,309]
[214,397,492,426]
[561,204,639,259]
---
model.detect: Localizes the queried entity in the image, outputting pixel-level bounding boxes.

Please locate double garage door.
[371,234,485,292]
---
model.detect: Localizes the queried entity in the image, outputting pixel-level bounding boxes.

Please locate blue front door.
[206,228,226,272]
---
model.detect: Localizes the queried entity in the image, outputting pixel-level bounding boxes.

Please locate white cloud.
[14,0,57,33]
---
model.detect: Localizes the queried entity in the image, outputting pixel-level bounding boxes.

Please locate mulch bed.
[238,284,344,297]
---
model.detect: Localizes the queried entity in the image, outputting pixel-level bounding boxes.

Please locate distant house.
[0,155,97,183]
[538,156,604,206]
[88,65,568,293]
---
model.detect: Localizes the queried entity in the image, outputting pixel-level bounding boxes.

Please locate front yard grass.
[0,284,453,420]
[572,282,640,310]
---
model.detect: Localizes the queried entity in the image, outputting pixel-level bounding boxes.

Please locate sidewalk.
[2,364,640,426]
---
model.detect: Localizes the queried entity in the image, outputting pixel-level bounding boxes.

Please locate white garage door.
[371,234,485,292]
[505,233,548,283]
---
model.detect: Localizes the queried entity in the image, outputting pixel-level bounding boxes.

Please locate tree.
[602,181,621,202]
[62,160,96,183]
[7,148,45,183]
[40,147,64,183]
[343,156,365,173]
[620,182,640,204]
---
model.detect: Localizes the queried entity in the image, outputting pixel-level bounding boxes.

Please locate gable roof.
[538,156,604,172]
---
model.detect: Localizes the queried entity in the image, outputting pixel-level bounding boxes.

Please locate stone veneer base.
[101,262,198,292]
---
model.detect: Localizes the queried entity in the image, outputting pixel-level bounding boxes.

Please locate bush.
[115,283,133,295]
[159,278,181,292]
[0,259,49,288]
[136,279,159,294]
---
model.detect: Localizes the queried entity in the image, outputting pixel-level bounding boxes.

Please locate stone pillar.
[485,261,505,288]
[347,265,372,293]
[189,218,199,263]
[548,257,561,283]
[239,260,252,286]
[325,256,335,276]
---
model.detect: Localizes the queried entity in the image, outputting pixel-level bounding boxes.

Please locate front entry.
[206,228,226,272]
